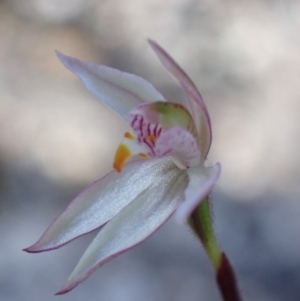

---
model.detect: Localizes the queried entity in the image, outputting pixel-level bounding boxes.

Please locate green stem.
[189,197,242,301]
[190,198,221,269]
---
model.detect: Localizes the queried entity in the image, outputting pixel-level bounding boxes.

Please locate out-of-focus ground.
[1,0,300,300]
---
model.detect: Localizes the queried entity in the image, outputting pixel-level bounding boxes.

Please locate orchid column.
[25,40,242,301]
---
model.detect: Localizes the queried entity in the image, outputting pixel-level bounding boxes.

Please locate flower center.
[130,113,163,156]
[113,102,201,172]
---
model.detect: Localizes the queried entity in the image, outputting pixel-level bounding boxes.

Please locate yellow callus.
[113,132,152,172]
[113,143,132,172]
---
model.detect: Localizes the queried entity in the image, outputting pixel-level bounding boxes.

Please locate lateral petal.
[56,159,188,294]
[175,163,221,223]
[148,39,212,160]
[56,51,165,121]
[25,158,175,253]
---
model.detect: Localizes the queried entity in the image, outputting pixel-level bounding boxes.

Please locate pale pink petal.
[56,159,188,294]
[56,51,165,121]
[24,158,173,253]
[155,127,200,169]
[175,163,221,223]
[148,39,212,160]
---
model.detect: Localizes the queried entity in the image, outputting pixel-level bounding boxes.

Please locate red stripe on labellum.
[139,116,144,133]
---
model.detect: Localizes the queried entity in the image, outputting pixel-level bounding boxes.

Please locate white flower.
[25,40,220,294]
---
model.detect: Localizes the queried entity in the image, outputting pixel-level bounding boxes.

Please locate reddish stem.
[216,253,242,301]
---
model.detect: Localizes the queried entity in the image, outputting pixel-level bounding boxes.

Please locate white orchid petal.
[56,160,188,294]
[155,127,200,169]
[25,159,175,253]
[56,51,165,121]
[175,163,221,223]
[148,39,212,160]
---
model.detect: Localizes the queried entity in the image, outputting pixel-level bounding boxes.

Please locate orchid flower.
[24,40,221,295]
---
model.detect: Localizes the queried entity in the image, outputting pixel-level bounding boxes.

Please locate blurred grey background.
[1,0,300,300]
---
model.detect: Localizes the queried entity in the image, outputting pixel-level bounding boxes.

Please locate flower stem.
[216,252,242,301]
[189,197,242,301]
[190,198,221,269]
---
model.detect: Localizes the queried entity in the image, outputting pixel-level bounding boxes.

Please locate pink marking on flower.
[129,110,164,157]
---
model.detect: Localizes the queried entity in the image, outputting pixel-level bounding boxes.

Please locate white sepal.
[56,51,165,121]
[25,159,176,252]
[148,39,212,160]
[56,159,188,294]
